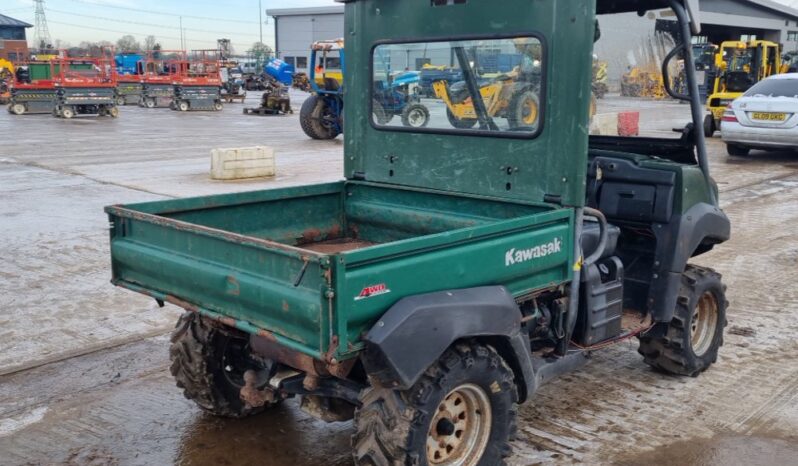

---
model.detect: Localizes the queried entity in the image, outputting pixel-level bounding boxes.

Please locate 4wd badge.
[355,283,391,301]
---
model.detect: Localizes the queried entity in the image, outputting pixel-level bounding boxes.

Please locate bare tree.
[143,35,159,52]
[116,35,141,53]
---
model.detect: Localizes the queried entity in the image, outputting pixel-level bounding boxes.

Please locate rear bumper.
[721,122,798,149]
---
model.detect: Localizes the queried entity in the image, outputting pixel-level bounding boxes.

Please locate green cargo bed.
[106,181,574,362]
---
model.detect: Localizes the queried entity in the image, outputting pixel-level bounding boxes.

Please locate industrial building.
[268,0,798,76]
[0,13,32,62]
[266,6,345,74]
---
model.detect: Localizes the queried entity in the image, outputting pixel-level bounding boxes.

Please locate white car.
[720,73,798,156]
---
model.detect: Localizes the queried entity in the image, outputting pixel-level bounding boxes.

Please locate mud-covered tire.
[401,102,430,128]
[300,94,338,139]
[726,144,750,157]
[169,312,277,418]
[703,114,715,137]
[638,265,727,377]
[352,342,517,465]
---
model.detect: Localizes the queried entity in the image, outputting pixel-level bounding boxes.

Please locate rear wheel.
[107,106,119,118]
[10,103,25,115]
[703,114,715,137]
[116,96,125,106]
[726,144,750,157]
[144,98,156,109]
[401,102,430,128]
[60,106,75,119]
[169,312,279,418]
[372,99,393,125]
[300,94,339,139]
[446,108,477,129]
[177,100,189,112]
[352,342,517,466]
[638,265,727,377]
[214,101,224,111]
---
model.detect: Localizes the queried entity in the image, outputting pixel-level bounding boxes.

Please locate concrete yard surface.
[1,93,798,465]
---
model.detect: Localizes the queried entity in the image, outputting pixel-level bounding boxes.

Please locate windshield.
[744,79,798,98]
[592,10,694,139]
[371,36,544,136]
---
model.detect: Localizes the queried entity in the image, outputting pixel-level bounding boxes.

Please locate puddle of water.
[616,434,798,466]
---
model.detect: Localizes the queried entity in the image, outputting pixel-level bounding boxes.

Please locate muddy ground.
[1,93,798,465]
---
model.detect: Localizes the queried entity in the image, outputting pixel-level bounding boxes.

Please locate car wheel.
[703,114,715,137]
[726,144,750,157]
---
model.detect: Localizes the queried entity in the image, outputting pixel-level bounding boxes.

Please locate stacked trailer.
[7,61,58,115]
[172,50,223,112]
[139,51,186,109]
[52,50,119,119]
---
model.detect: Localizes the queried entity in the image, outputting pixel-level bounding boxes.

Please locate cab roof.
[336,0,674,14]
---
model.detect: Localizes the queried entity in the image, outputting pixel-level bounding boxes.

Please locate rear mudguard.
[362,286,538,402]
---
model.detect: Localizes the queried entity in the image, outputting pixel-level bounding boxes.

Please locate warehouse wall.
[274,14,344,73]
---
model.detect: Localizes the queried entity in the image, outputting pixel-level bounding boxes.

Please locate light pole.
[259,0,263,44]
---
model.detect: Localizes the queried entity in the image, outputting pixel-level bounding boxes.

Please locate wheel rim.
[522,98,538,125]
[408,108,426,127]
[691,291,719,357]
[426,383,492,466]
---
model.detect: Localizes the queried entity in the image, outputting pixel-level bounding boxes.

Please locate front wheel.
[60,106,75,119]
[107,106,119,118]
[10,103,26,115]
[214,101,223,111]
[446,108,477,129]
[116,96,125,106]
[638,265,727,377]
[352,342,517,465]
[177,100,189,112]
[401,102,430,128]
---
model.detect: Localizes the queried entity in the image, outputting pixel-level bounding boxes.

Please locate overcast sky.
[4,0,798,52]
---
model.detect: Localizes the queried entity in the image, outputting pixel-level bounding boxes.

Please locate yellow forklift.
[703,40,781,136]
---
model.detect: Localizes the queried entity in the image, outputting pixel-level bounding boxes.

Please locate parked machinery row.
[6,49,225,118]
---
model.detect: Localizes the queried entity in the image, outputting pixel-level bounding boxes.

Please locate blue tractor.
[299,40,346,140]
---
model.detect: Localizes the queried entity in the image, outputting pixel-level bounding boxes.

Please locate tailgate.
[106,205,332,360]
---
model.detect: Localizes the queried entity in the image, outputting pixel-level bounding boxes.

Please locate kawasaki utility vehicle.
[106,0,729,464]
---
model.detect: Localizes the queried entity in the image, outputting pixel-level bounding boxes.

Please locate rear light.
[721,104,737,123]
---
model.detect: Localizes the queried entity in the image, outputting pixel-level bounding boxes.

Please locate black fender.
[361,286,536,402]
[649,202,730,322]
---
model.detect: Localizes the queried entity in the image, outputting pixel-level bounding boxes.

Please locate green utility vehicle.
[106,0,729,464]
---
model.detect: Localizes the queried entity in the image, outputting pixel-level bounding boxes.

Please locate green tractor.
[106,0,728,464]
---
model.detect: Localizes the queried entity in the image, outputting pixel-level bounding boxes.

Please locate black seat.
[581,220,620,260]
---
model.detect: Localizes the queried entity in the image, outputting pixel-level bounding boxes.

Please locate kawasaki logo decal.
[505,238,562,266]
[355,283,391,301]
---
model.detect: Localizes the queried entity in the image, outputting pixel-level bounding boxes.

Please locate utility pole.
[179,16,184,50]
[33,0,52,51]
[259,0,263,44]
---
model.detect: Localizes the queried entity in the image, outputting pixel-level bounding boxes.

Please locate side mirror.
[685,0,701,35]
